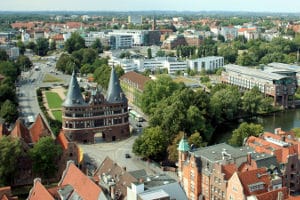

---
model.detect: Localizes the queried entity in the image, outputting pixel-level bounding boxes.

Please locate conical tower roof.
[107,67,127,103]
[178,135,190,152]
[63,70,86,107]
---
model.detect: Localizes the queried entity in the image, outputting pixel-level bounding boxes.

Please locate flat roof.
[193,143,253,162]
[224,64,289,81]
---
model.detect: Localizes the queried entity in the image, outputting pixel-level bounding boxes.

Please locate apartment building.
[220,26,238,41]
[178,129,297,200]
[246,128,300,194]
[188,56,224,72]
[178,142,252,200]
[222,64,297,108]
[120,71,150,106]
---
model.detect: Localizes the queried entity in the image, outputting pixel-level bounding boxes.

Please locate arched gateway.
[61,68,130,143]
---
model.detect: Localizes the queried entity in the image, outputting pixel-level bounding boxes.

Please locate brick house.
[245,128,300,194]
[120,71,150,107]
[27,161,107,200]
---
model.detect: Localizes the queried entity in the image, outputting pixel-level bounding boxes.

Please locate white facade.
[109,57,137,73]
[111,30,145,46]
[108,32,133,49]
[188,56,224,72]
[164,60,188,74]
[220,27,238,41]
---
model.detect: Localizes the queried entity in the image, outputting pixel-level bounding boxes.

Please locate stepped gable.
[27,179,54,200]
[62,70,86,107]
[29,114,51,143]
[0,124,9,137]
[107,67,127,103]
[10,119,32,143]
[58,161,103,200]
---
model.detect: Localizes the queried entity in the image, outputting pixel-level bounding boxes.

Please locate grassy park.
[45,91,63,109]
[43,74,63,83]
[52,110,62,122]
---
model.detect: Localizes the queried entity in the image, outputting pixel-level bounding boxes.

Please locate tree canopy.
[29,137,62,179]
[64,32,85,53]
[0,136,23,186]
[228,122,264,146]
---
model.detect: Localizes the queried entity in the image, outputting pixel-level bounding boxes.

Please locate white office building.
[188,56,224,72]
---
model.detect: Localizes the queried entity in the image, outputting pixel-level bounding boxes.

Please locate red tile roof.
[94,156,138,200]
[10,119,32,143]
[222,163,237,180]
[120,71,151,91]
[255,187,289,200]
[56,130,68,150]
[29,114,51,143]
[59,161,102,200]
[27,179,54,200]
[238,168,270,196]
[0,187,11,200]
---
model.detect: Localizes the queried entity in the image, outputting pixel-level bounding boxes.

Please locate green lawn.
[52,110,62,122]
[43,73,63,83]
[45,92,63,109]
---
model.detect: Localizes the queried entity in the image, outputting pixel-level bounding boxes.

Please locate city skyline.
[1,0,300,13]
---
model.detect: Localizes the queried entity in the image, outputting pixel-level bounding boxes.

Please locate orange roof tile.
[27,179,54,200]
[222,163,237,180]
[29,114,51,143]
[94,156,138,199]
[56,130,68,150]
[10,119,32,143]
[0,187,11,200]
[255,187,289,200]
[120,71,150,91]
[238,168,270,196]
[59,161,102,200]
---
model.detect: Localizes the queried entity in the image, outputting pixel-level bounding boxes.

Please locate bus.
[129,110,143,122]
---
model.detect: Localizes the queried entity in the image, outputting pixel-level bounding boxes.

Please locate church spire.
[63,70,86,107]
[106,66,127,103]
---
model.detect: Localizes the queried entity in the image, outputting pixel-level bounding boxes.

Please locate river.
[212,108,300,144]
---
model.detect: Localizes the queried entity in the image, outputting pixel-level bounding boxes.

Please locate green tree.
[26,41,36,51]
[0,50,8,61]
[0,84,16,104]
[29,137,62,179]
[64,32,85,53]
[210,86,241,123]
[91,38,103,53]
[228,122,263,146]
[35,38,49,56]
[147,48,152,59]
[16,40,26,55]
[82,48,97,65]
[141,75,183,114]
[0,136,23,186]
[242,86,263,116]
[16,55,32,71]
[0,61,20,82]
[156,50,165,57]
[93,64,111,90]
[50,40,56,51]
[0,100,18,123]
[167,132,184,162]
[133,126,168,160]
[56,53,74,73]
[188,131,204,149]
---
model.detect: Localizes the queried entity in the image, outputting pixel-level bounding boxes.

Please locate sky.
[1,0,300,13]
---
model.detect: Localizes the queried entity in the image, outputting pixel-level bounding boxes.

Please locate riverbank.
[210,107,300,144]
